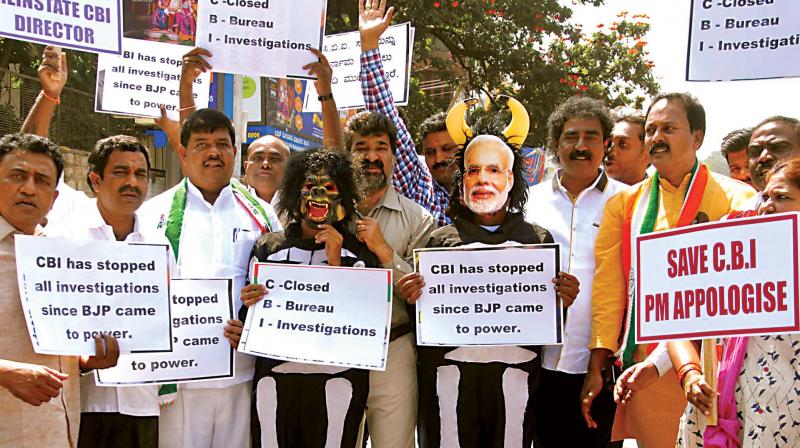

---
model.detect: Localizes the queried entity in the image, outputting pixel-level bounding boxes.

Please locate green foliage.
[326,1,659,146]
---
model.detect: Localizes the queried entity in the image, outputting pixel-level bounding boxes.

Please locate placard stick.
[702,338,718,426]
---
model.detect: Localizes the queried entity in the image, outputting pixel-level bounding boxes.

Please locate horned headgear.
[445,95,530,147]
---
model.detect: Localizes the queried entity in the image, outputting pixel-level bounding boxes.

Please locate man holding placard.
[582,93,756,447]
[397,99,579,447]
[139,109,282,448]
[526,96,625,447]
[47,135,164,448]
[239,148,386,447]
[0,133,118,447]
[348,7,438,445]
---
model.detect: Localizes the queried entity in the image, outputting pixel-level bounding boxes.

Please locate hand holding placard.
[39,46,68,99]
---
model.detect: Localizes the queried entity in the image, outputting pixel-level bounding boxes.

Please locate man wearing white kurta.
[48,136,162,447]
[139,109,281,448]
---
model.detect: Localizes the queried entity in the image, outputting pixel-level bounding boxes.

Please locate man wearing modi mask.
[397,96,580,447]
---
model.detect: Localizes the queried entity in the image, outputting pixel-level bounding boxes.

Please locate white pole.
[232,74,245,178]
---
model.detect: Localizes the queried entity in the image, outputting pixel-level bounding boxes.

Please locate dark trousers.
[418,346,540,448]
[534,368,618,448]
[252,369,369,448]
[77,412,158,448]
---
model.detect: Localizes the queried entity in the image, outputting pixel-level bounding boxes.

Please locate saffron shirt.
[590,170,756,359]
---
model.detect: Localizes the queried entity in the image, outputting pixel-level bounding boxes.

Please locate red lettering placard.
[636,212,800,342]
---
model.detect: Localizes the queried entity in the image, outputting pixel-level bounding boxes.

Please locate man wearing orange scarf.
[580,93,755,447]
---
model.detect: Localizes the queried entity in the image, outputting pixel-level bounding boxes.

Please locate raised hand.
[304,48,333,96]
[180,47,212,87]
[39,46,68,99]
[358,0,395,51]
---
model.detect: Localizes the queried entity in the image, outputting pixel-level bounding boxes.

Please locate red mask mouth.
[307,200,330,222]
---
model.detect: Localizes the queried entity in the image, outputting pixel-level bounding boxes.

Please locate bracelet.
[317,93,334,102]
[179,104,197,112]
[41,90,60,105]
[677,362,702,385]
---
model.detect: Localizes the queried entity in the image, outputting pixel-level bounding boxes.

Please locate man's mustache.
[755,160,774,177]
[432,159,452,170]
[118,185,141,196]
[650,141,670,154]
[570,149,593,160]
[361,159,384,171]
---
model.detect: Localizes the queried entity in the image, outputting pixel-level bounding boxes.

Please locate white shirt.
[139,180,282,389]
[48,199,161,417]
[44,177,90,231]
[525,170,625,374]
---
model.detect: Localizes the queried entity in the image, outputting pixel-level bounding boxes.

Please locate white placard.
[0,0,122,55]
[687,0,800,81]
[415,244,563,346]
[97,278,235,386]
[14,236,171,356]
[96,37,211,120]
[303,23,414,112]
[239,263,392,371]
[636,213,800,342]
[196,0,327,78]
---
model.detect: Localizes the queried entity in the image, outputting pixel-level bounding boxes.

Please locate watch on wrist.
[317,93,334,102]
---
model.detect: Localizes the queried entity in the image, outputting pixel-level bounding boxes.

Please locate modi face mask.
[462,136,514,215]
[299,170,346,228]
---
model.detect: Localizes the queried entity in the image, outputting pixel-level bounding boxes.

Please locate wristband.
[317,93,334,102]
[41,90,60,105]
[179,104,197,112]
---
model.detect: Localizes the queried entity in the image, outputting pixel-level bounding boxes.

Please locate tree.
[326,1,659,146]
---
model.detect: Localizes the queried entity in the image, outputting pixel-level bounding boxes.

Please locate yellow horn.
[499,95,530,147]
[445,98,479,146]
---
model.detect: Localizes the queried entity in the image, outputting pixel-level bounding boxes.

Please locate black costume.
[418,213,553,448]
[244,223,379,448]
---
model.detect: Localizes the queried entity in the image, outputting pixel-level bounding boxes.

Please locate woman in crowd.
[671,158,800,447]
